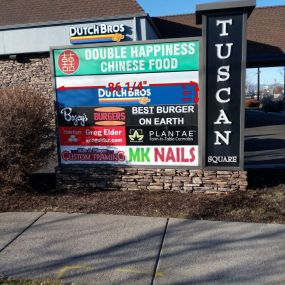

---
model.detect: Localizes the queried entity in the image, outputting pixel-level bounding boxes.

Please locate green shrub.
[0,87,55,191]
[260,97,283,113]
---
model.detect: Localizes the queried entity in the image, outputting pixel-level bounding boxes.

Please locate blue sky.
[247,67,284,86]
[137,0,285,16]
[137,0,285,86]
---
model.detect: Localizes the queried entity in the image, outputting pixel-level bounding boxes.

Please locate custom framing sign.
[51,39,201,167]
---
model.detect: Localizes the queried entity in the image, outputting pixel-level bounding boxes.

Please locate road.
[245,109,285,167]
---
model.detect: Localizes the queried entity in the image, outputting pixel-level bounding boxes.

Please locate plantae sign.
[52,40,200,167]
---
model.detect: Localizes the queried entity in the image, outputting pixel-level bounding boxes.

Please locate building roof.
[152,6,285,67]
[0,0,145,28]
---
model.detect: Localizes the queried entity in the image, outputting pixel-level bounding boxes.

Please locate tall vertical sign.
[197,0,255,169]
[206,13,244,168]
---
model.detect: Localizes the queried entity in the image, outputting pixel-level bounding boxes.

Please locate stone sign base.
[56,167,247,192]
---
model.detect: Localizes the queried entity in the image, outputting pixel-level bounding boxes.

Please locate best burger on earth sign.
[52,40,200,167]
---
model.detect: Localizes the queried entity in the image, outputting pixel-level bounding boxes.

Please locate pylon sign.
[51,0,255,170]
[197,0,255,169]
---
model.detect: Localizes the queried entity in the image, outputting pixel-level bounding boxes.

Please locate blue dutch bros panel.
[57,84,198,107]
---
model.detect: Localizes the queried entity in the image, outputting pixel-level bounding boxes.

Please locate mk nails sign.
[52,0,255,170]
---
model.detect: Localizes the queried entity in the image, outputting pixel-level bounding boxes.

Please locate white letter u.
[215,43,233,59]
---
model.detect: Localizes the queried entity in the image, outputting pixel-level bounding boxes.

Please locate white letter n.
[214,131,231,145]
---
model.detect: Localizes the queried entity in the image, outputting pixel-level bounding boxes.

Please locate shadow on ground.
[247,169,285,189]
[0,213,284,285]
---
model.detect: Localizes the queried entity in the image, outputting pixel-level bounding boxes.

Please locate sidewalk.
[0,212,285,285]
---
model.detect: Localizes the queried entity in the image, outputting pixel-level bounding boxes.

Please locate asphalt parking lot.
[245,109,285,167]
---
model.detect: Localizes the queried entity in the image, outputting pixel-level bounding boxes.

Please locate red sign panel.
[59,126,126,146]
[58,50,80,74]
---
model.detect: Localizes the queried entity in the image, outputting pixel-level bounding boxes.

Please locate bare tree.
[279,67,285,95]
[246,80,256,98]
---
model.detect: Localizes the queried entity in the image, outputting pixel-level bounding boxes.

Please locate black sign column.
[196,0,255,169]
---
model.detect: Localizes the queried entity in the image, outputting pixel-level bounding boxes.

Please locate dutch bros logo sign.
[69,24,125,44]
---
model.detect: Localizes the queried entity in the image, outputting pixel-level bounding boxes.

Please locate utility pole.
[274,78,277,96]
[278,66,285,98]
[283,66,285,96]
[257,67,260,100]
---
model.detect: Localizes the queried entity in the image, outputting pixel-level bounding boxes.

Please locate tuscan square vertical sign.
[197,0,255,169]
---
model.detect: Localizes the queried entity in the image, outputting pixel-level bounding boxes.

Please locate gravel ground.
[1,169,284,224]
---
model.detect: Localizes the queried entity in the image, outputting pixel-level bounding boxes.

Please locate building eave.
[0,12,148,31]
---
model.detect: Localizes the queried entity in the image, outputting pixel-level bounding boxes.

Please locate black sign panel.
[57,106,94,127]
[57,104,198,149]
[125,105,197,126]
[126,126,198,145]
[57,105,197,128]
[205,13,244,167]
[57,106,127,127]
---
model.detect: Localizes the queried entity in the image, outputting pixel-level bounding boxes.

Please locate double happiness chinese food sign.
[52,39,200,167]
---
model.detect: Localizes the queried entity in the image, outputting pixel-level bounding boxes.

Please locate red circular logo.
[58,50,80,74]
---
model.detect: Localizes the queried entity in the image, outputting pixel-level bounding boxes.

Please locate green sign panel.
[54,41,199,76]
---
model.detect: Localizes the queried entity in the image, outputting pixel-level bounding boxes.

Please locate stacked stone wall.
[56,167,247,192]
[0,55,53,101]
